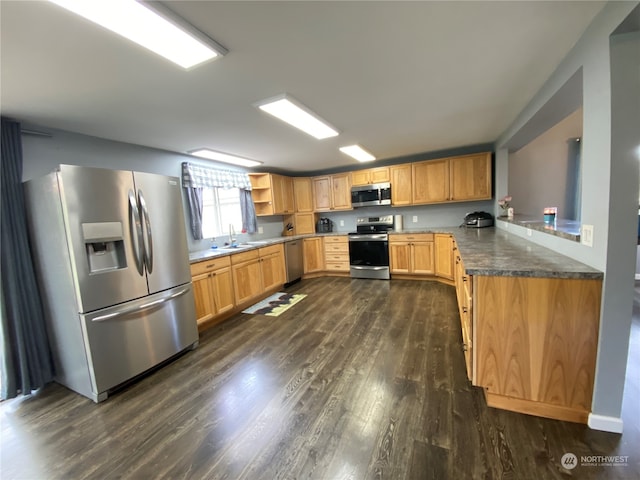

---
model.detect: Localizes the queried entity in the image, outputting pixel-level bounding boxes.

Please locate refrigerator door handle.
[128,190,144,276]
[138,189,154,274]
[91,287,190,322]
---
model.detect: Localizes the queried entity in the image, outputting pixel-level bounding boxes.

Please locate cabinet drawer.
[390,233,434,242]
[190,256,231,276]
[324,235,348,244]
[325,260,350,271]
[230,249,260,265]
[324,252,349,263]
[324,243,349,253]
[258,244,282,257]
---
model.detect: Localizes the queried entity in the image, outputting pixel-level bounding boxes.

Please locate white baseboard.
[588,413,624,433]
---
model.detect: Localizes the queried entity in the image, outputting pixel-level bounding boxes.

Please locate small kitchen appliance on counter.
[463,211,494,228]
[348,215,394,279]
[316,217,334,233]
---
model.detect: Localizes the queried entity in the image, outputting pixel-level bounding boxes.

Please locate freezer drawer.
[81,284,198,401]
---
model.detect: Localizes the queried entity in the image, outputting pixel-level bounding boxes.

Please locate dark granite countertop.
[445,227,601,279]
[189,227,602,279]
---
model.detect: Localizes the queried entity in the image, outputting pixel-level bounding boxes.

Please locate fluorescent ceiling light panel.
[189,149,262,168]
[339,145,376,162]
[49,0,227,69]
[256,95,339,140]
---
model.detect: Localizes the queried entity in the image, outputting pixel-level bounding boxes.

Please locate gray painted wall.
[20,125,492,253]
[495,2,640,427]
[508,108,582,218]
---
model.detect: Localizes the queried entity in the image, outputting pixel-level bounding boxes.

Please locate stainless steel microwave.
[351,183,392,207]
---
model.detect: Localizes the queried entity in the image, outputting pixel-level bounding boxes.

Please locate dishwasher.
[284,239,303,286]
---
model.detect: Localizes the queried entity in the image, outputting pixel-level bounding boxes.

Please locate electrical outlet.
[581,224,594,247]
[340,220,344,227]
[527,228,532,237]
[258,226,264,234]
[412,215,418,223]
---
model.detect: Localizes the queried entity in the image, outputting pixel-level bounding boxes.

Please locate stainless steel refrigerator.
[24,165,198,402]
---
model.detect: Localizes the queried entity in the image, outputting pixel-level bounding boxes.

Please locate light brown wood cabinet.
[292,212,316,235]
[473,275,601,424]
[230,245,285,306]
[454,249,473,380]
[449,153,492,201]
[435,233,455,281]
[231,250,263,306]
[390,164,412,206]
[323,235,349,273]
[190,256,235,330]
[351,167,390,186]
[389,233,434,275]
[412,159,450,204]
[312,173,352,211]
[303,237,324,273]
[293,177,313,212]
[272,174,295,214]
[259,244,285,292]
[248,173,294,215]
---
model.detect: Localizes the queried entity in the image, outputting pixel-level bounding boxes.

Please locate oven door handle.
[348,234,388,241]
[351,266,388,271]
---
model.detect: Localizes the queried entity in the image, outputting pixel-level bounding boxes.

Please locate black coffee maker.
[316,218,333,233]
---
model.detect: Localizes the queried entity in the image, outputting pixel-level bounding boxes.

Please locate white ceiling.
[1,1,605,173]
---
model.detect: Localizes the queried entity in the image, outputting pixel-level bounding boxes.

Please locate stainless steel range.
[348,215,394,279]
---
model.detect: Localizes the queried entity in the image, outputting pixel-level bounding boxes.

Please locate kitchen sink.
[246,240,269,245]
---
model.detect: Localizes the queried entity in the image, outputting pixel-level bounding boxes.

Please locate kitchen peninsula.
[189,226,603,425]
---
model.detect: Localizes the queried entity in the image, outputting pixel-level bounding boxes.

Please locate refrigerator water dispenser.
[82,222,127,273]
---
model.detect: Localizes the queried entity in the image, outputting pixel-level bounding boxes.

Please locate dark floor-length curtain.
[0,117,55,400]
[240,189,257,234]
[185,187,204,240]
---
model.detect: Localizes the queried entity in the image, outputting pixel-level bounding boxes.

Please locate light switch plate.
[258,226,264,234]
[412,216,418,223]
[581,224,594,247]
[339,220,344,227]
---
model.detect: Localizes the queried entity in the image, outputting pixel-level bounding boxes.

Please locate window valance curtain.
[182,162,252,190]
[181,162,257,239]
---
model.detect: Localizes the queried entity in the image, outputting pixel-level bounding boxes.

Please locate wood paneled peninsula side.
[448,227,603,424]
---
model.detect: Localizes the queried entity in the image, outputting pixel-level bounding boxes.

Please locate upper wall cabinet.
[411,152,492,205]
[449,153,492,201]
[351,167,390,186]
[390,164,412,206]
[313,173,352,212]
[293,177,314,213]
[248,173,295,216]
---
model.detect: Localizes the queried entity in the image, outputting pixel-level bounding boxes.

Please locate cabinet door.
[312,176,332,211]
[211,267,234,316]
[412,159,449,204]
[331,173,352,210]
[389,242,411,274]
[351,170,371,186]
[281,176,295,214]
[294,212,316,235]
[370,167,390,183]
[232,259,263,305]
[390,164,412,205]
[412,241,435,275]
[293,177,313,212]
[435,234,454,280]
[303,237,324,273]
[261,251,285,291]
[191,272,215,325]
[450,153,492,201]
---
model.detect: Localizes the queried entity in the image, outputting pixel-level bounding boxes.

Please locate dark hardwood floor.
[1,277,638,479]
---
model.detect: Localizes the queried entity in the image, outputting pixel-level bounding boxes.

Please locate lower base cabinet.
[453,258,603,424]
[389,234,434,275]
[190,256,235,329]
[303,237,324,273]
